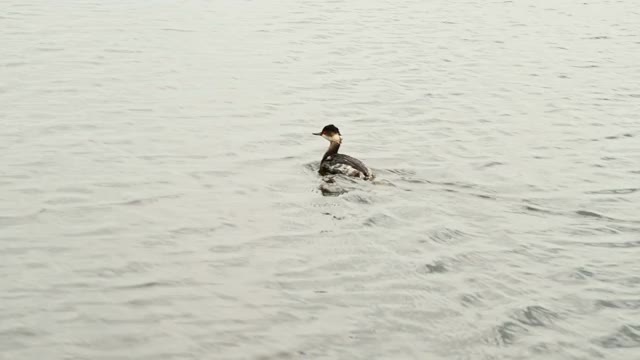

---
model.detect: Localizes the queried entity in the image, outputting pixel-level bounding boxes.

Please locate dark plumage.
[313,124,373,180]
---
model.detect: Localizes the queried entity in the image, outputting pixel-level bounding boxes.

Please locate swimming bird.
[313,124,373,180]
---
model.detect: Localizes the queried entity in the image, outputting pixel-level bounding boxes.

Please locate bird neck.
[322,141,340,162]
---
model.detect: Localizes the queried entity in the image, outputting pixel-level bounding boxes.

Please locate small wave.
[480,161,504,168]
[459,293,484,307]
[0,209,46,226]
[574,210,640,224]
[319,184,347,196]
[511,305,559,327]
[576,210,604,218]
[117,194,182,206]
[428,228,467,244]
[523,205,558,215]
[113,281,186,290]
[586,188,639,195]
[487,321,529,346]
[484,306,560,346]
[160,28,195,33]
[592,325,640,349]
[595,299,640,310]
[554,267,596,281]
[399,177,431,184]
[363,212,396,227]
[581,240,640,249]
[603,133,634,140]
[0,327,43,338]
[385,168,416,176]
[417,261,448,274]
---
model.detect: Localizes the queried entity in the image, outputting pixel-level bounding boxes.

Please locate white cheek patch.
[321,133,342,143]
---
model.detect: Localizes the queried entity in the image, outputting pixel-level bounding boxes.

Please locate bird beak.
[312,132,322,136]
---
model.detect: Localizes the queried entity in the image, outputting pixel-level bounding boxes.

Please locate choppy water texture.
[1,0,640,359]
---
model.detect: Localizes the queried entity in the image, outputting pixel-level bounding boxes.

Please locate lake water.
[1,0,639,359]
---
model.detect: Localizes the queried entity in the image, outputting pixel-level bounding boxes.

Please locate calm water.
[1,1,639,359]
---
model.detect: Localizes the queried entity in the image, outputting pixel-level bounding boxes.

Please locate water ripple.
[1,0,639,358]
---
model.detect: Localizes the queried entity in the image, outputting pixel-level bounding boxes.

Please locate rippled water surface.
[2,0,640,359]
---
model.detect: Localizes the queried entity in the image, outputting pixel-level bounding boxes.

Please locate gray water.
[1,0,639,359]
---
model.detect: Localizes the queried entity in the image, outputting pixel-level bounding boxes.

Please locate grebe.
[313,124,373,180]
